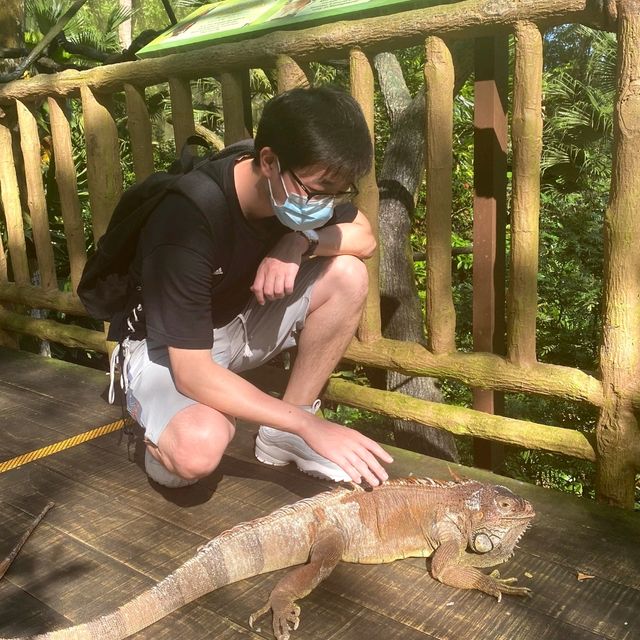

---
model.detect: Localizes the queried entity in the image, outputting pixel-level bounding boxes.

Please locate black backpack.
[77,137,254,322]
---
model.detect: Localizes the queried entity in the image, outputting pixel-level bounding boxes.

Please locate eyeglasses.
[288,169,359,205]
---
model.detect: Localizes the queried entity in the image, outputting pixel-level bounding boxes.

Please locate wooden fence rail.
[0,0,638,507]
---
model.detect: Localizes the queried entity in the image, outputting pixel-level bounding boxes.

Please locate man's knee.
[322,255,369,301]
[160,405,235,479]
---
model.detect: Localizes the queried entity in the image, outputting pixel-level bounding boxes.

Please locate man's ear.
[259,146,278,178]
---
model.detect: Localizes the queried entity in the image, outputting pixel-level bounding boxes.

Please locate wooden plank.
[15,100,57,291]
[48,97,87,293]
[508,21,543,365]
[0,307,106,351]
[1,347,640,640]
[471,35,508,471]
[0,115,30,285]
[423,36,456,354]
[594,0,640,508]
[275,54,309,92]
[0,1,608,104]
[220,70,252,145]
[0,233,6,282]
[0,282,85,315]
[168,77,196,152]
[123,83,155,182]
[350,47,381,344]
[0,576,70,634]
[80,86,123,243]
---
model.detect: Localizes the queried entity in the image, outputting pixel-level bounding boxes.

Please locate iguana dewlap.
[1,477,535,640]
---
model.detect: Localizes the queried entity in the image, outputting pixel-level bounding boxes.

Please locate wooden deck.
[0,346,639,640]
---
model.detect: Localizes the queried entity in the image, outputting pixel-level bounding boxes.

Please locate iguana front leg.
[431,540,531,602]
[249,527,345,640]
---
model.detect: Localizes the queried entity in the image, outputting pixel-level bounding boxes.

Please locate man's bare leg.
[147,404,235,481]
[282,254,368,406]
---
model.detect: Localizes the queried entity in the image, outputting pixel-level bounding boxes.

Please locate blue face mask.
[267,163,335,231]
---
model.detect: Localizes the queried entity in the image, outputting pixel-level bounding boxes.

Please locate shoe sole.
[255,436,350,483]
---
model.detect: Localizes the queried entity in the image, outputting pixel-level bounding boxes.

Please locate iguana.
[1,477,535,640]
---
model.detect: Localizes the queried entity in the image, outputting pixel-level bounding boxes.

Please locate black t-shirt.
[123,152,357,349]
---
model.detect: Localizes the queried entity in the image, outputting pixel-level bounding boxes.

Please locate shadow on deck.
[0,347,638,640]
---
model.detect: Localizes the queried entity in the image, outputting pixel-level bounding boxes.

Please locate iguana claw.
[488,570,532,601]
[249,597,301,640]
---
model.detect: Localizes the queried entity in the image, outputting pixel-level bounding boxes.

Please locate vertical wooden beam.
[168,77,196,152]
[80,86,123,243]
[595,0,640,509]
[472,36,509,470]
[0,113,30,285]
[221,70,252,145]
[0,231,6,282]
[508,22,543,366]
[124,84,154,182]
[424,36,456,354]
[16,100,57,291]
[350,48,381,343]
[0,230,18,348]
[276,54,310,92]
[48,97,87,293]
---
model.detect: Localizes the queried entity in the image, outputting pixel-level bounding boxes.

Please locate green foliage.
[25,0,132,66]
[541,26,615,193]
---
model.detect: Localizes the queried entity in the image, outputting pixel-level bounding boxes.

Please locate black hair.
[254,86,373,183]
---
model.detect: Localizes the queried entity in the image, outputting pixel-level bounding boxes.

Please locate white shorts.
[121,258,329,445]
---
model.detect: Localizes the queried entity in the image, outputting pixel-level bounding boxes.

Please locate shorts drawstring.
[108,337,131,404]
[238,313,254,358]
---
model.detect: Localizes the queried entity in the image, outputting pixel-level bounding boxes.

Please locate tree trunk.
[0,0,24,76]
[119,0,133,50]
[374,44,474,461]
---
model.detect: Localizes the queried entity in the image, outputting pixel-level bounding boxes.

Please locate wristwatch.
[297,229,320,256]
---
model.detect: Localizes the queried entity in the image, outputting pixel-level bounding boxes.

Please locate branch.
[0,47,28,59]
[374,52,412,128]
[161,0,178,25]
[0,0,89,83]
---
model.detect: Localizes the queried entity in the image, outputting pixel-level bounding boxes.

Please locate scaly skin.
[0,477,535,640]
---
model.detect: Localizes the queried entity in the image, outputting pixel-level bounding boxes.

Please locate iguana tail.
[1,496,321,640]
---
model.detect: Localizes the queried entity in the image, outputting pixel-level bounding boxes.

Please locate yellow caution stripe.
[0,419,128,474]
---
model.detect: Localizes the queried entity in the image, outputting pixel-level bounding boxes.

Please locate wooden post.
[0,233,6,282]
[472,35,509,470]
[595,0,640,508]
[0,112,30,285]
[350,48,381,343]
[508,21,543,366]
[16,100,57,291]
[48,97,87,293]
[168,77,196,152]
[0,234,18,348]
[124,84,154,181]
[276,54,310,92]
[80,86,123,243]
[424,36,456,354]
[220,70,252,145]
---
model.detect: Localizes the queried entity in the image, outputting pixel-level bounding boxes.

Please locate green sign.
[137,0,442,58]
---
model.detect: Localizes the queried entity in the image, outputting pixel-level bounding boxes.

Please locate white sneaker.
[144,448,197,488]
[254,400,351,483]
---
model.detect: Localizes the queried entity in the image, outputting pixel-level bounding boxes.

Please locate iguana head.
[466,483,535,556]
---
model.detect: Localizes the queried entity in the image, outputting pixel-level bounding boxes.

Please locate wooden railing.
[1,0,638,507]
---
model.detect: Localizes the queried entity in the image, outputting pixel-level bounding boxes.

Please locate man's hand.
[298,415,393,487]
[251,232,308,305]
